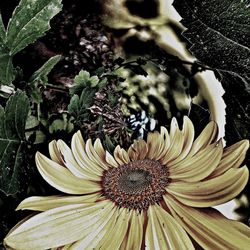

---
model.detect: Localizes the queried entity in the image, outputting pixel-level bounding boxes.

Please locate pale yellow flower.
[4,117,250,250]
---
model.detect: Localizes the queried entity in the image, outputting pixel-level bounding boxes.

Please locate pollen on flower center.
[102,159,170,211]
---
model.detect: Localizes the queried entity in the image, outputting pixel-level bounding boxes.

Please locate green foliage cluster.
[0,0,63,196]
[0,0,62,85]
[68,70,108,127]
[0,91,30,195]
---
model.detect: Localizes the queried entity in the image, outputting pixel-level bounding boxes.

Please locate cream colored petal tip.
[4,201,114,250]
[166,196,250,250]
[35,152,101,195]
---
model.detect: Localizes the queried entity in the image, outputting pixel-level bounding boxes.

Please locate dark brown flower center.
[102,159,170,211]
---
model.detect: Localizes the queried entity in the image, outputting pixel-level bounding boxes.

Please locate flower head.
[4,117,250,249]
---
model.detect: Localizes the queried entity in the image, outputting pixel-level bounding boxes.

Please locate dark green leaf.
[0,13,6,44]
[0,52,15,85]
[173,0,250,152]
[104,135,115,153]
[173,0,250,86]
[68,88,96,126]
[70,70,101,96]
[0,91,30,195]
[29,55,61,83]
[6,0,63,55]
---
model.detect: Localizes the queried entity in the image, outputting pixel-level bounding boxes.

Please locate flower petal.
[16,194,101,211]
[67,205,119,249]
[49,140,63,165]
[160,124,184,165]
[145,205,194,250]
[71,131,104,179]
[147,131,162,159]
[4,201,114,250]
[85,139,110,170]
[35,152,101,194]
[93,138,106,163]
[169,140,223,182]
[165,196,250,250]
[166,167,249,207]
[114,145,130,164]
[169,116,194,165]
[128,139,148,160]
[210,139,249,178]
[187,121,218,157]
[57,139,93,178]
[105,151,119,167]
[94,207,130,250]
[120,211,144,250]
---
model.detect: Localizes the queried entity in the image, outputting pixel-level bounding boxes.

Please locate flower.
[4,117,250,249]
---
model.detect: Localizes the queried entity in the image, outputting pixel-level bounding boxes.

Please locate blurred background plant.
[0,0,249,248]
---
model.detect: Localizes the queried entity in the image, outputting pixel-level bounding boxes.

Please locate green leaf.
[70,70,101,96]
[173,0,250,87]
[6,0,63,55]
[49,114,74,134]
[29,55,61,82]
[0,13,6,44]
[173,0,250,163]
[0,91,30,195]
[27,55,61,104]
[0,52,15,84]
[75,70,90,84]
[68,88,96,125]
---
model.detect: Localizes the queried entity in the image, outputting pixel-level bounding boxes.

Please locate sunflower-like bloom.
[4,117,250,249]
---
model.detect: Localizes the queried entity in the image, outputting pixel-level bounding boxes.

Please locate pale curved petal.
[4,201,114,250]
[169,116,194,165]
[153,126,171,161]
[169,117,179,140]
[169,140,223,182]
[128,139,148,160]
[120,211,144,250]
[209,139,249,178]
[165,196,250,250]
[93,207,130,250]
[166,167,249,207]
[146,131,163,159]
[94,138,111,168]
[105,151,119,167]
[57,139,92,178]
[114,145,130,164]
[71,131,104,179]
[187,121,218,157]
[160,127,184,165]
[16,193,101,211]
[85,139,110,170]
[145,205,194,250]
[35,152,101,194]
[49,140,63,165]
[68,205,119,250]
[52,243,73,250]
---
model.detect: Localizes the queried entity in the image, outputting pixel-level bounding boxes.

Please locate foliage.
[173,0,250,159]
[0,0,62,85]
[28,55,62,104]
[0,91,30,195]
[68,70,108,127]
